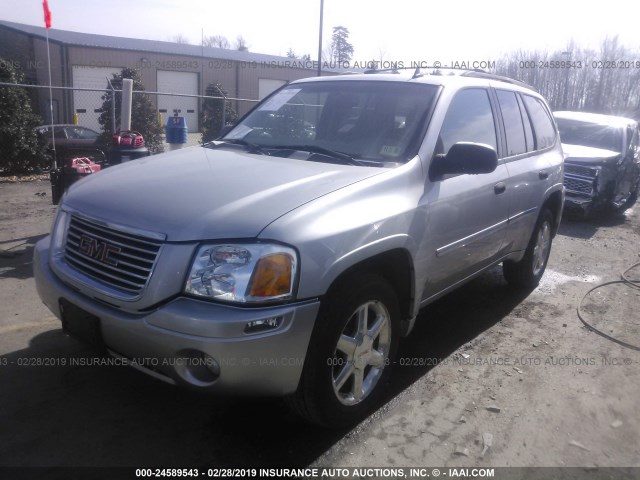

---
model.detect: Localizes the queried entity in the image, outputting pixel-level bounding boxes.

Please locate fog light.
[203,353,220,376]
[175,349,220,386]
[244,316,282,334]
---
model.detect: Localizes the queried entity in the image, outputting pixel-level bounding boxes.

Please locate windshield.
[222,81,438,164]
[556,118,623,153]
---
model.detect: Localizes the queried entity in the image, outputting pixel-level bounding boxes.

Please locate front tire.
[287,274,400,427]
[621,178,639,211]
[503,209,554,289]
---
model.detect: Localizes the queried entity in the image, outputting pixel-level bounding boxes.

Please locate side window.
[522,95,556,150]
[77,127,99,140]
[437,88,497,156]
[496,90,526,156]
[516,94,534,151]
[53,127,66,139]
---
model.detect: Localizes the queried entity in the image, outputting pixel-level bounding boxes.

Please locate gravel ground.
[0,180,639,473]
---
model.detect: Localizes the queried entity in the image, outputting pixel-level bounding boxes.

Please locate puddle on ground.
[536,269,601,294]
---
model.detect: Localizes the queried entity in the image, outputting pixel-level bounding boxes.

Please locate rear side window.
[516,95,535,151]
[496,90,526,156]
[437,88,497,155]
[522,95,556,150]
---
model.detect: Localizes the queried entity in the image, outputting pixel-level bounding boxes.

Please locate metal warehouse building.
[0,20,332,132]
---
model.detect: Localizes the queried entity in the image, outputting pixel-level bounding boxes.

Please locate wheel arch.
[542,187,564,236]
[324,248,415,331]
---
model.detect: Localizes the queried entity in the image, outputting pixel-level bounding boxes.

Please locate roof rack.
[364,65,486,76]
[363,65,535,91]
[460,71,535,90]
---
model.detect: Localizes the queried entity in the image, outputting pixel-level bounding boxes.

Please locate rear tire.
[287,274,400,427]
[503,209,554,289]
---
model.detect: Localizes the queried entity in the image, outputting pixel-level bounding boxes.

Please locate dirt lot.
[1,180,639,473]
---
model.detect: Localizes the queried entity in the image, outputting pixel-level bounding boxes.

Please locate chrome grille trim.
[564,175,595,196]
[564,164,599,178]
[63,214,164,295]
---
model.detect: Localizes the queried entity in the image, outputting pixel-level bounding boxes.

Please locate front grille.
[564,164,598,178]
[64,215,163,295]
[564,176,595,196]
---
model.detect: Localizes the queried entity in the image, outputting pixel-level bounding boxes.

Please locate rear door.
[498,90,558,252]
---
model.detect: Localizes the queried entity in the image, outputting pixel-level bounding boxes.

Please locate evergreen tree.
[201,82,238,142]
[330,26,354,64]
[97,68,164,153]
[0,58,45,174]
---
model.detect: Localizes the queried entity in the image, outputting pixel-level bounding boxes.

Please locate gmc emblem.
[78,235,121,267]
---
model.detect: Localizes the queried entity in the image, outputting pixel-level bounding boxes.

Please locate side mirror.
[430,142,498,180]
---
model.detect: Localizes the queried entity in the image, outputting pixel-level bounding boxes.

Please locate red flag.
[43,0,52,29]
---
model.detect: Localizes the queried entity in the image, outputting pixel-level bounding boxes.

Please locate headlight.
[185,243,298,304]
[50,208,70,261]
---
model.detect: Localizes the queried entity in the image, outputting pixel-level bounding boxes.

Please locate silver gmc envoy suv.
[35,69,564,427]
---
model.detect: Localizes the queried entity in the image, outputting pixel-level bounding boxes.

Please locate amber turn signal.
[247,254,294,298]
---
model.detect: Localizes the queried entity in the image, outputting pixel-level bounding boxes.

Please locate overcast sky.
[1,0,639,63]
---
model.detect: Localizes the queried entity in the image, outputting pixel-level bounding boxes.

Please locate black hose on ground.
[576,261,640,351]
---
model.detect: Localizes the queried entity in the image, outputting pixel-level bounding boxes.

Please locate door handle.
[539,170,549,180]
[494,182,506,195]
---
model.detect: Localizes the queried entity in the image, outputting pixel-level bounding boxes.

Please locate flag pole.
[43,0,56,169]
[45,27,56,169]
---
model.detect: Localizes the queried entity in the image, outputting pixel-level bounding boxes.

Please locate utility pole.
[562,51,572,109]
[317,0,324,76]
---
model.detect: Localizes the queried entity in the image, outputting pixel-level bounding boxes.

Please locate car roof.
[554,111,638,128]
[37,124,88,128]
[291,69,539,96]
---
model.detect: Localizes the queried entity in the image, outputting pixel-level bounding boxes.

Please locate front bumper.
[34,237,320,396]
[563,168,599,215]
[564,191,594,214]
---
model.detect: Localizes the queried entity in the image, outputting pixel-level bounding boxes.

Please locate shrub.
[0,58,46,174]
[97,68,164,153]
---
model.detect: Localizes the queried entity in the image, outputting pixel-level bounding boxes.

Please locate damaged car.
[554,111,640,216]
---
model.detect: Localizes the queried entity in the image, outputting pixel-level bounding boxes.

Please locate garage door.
[157,71,199,132]
[259,79,287,100]
[72,66,122,131]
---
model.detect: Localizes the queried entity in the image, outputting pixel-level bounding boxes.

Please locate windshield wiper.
[215,139,270,155]
[270,145,361,165]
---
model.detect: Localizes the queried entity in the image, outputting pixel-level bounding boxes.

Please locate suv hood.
[63,146,384,241]
[562,143,621,166]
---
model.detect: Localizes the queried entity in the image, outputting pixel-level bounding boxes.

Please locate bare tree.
[286,48,297,58]
[378,47,387,66]
[322,41,335,64]
[493,38,640,118]
[203,35,230,49]
[170,34,190,45]
[235,35,249,52]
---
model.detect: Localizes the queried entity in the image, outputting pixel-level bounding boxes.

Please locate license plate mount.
[60,298,105,351]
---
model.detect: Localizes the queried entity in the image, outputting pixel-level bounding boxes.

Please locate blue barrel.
[165,116,188,144]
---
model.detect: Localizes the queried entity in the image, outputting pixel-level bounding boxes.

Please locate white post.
[120,78,133,132]
[45,28,56,169]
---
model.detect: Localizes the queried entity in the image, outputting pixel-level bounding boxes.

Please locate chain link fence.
[0,81,260,173]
